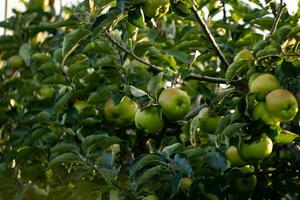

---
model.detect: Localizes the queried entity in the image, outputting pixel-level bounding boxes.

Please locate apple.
[198,107,221,134]
[179,177,192,189]
[7,55,24,69]
[158,88,191,120]
[252,102,280,126]
[104,96,138,126]
[226,146,247,167]
[32,53,51,63]
[266,89,298,122]
[142,195,159,200]
[231,165,257,196]
[38,86,54,99]
[248,73,262,89]
[142,0,170,18]
[249,73,281,101]
[135,106,164,134]
[74,100,90,112]
[240,134,273,160]
[26,0,48,12]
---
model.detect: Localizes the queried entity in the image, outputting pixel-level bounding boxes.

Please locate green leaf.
[130,85,148,97]
[147,72,164,99]
[48,153,82,168]
[225,60,248,83]
[275,130,299,144]
[82,135,121,154]
[62,28,90,64]
[130,154,164,176]
[50,143,80,154]
[135,165,164,189]
[128,8,145,28]
[161,143,183,157]
[222,122,247,136]
[19,43,31,66]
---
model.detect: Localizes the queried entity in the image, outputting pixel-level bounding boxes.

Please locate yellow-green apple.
[74,100,90,112]
[198,107,221,134]
[158,88,191,120]
[38,86,54,99]
[231,165,257,196]
[252,102,280,126]
[7,55,24,69]
[249,73,281,101]
[266,89,298,122]
[104,96,138,126]
[240,134,273,160]
[135,106,164,134]
[179,177,192,189]
[142,195,159,200]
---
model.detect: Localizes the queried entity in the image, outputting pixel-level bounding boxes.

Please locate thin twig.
[221,0,226,23]
[104,29,233,85]
[191,5,230,69]
[266,0,286,41]
[104,29,163,73]
[4,0,8,35]
[185,104,207,120]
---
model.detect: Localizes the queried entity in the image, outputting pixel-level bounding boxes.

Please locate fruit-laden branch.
[104,29,233,85]
[191,5,230,70]
[266,0,286,40]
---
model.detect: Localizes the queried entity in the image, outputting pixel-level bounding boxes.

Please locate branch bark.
[191,5,230,69]
[266,0,286,41]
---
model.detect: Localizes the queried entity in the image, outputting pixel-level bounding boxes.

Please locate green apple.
[38,86,54,99]
[240,134,273,160]
[248,73,262,89]
[104,96,138,126]
[27,0,48,12]
[249,73,281,101]
[158,88,191,120]
[142,195,159,200]
[198,107,221,134]
[179,177,192,189]
[142,0,170,18]
[266,89,298,122]
[135,106,164,134]
[231,165,257,196]
[226,146,247,167]
[7,55,24,69]
[252,102,280,126]
[74,100,90,112]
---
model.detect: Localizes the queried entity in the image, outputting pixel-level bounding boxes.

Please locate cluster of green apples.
[103,88,191,134]
[250,73,299,125]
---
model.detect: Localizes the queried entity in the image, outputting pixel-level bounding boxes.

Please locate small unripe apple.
[240,134,273,160]
[252,102,280,126]
[7,55,24,69]
[142,195,159,200]
[179,177,192,189]
[135,106,164,134]
[266,89,298,122]
[198,107,221,134]
[231,165,257,196]
[158,88,191,120]
[104,96,138,126]
[74,100,90,112]
[38,86,54,99]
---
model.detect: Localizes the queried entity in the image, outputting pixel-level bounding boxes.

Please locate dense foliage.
[0,0,300,199]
